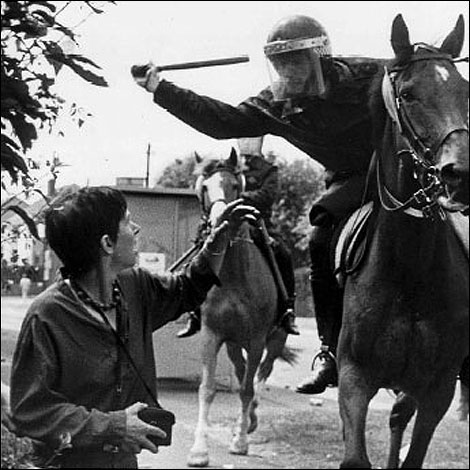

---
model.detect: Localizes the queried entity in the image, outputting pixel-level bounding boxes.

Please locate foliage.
[271,156,325,267]
[1,424,36,469]
[1,1,114,241]
[156,155,198,189]
[156,151,325,268]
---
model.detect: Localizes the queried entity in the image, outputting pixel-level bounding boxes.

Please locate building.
[119,185,200,273]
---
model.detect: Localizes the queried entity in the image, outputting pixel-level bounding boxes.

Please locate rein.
[379,48,469,220]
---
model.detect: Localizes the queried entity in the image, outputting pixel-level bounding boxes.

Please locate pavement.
[1,295,467,469]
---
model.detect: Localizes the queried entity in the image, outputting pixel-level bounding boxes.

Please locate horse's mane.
[367,62,389,149]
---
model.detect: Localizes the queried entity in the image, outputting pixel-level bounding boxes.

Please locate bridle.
[378,46,469,220]
[195,164,246,220]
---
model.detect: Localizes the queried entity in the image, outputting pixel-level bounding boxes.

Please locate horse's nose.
[437,130,469,205]
[440,162,468,186]
[438,130,469,178]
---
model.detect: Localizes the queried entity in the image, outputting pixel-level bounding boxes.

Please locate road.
[1,295,466,469]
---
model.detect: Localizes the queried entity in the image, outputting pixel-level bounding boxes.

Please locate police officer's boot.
[296,345,338,394]
[176,309,201,338]
[295,278,341,393]
[295,219,342,394]
[280,297,300,335]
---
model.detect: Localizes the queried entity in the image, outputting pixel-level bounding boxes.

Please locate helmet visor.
[265,37,328,101]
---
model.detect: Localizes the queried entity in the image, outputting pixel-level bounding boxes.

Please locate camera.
[138,407,175,447]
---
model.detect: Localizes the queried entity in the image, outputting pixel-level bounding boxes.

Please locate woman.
[9,186,258,468]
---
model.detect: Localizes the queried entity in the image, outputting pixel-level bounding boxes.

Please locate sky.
[29,1,470,189]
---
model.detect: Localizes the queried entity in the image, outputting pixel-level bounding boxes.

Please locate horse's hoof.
[229,440,248,455]
[187,451,209,468]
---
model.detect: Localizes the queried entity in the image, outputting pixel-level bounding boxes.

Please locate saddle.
[334,202,376,287]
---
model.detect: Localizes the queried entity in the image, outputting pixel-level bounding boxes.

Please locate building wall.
[120,187,200,269]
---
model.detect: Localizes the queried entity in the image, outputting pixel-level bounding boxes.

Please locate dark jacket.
[154,57,385,174]
[241,157,279,224]
[10,254,218,468]
[154,57,386,221]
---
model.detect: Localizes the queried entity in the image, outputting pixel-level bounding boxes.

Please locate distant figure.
[19,259,34,299]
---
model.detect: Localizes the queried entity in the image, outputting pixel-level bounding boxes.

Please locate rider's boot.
[176,309,201,338]
[295,219,342,394]
[296,345,338,394]
[295,278,342,393]
[280,297,300,335]
[272,241,300,336]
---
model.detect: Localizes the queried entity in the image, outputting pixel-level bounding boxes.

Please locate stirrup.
[311,346,337,370]
[280,309,300,335]
[176,313,201,338]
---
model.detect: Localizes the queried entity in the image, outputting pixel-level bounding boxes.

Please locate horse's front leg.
[386,392,416,468]
[401,375,456,468]
[338,361,377,469]
[230,342,264,455]
[187,331,222,468]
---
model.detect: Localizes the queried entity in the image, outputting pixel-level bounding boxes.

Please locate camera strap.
[98,305,162,409]
[99,307,163,409]
[71,278,162,409]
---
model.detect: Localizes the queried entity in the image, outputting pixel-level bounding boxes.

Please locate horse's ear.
[391,14,413,63]
[227,147,238,167]
[194,151,203,164]
[440,15,465,58]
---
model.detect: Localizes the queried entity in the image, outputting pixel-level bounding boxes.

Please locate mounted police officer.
[134,14,385,394]
[177,136,300,338]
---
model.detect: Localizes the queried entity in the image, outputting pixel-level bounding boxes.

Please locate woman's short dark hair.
[45,186,127,277]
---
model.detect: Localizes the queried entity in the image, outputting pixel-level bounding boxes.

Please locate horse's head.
[377,14,469,217]
[194,148,246,226]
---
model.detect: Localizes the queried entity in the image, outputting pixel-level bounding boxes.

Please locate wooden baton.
[131,55,249,78]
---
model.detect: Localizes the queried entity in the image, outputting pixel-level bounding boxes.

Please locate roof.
[115,185,197,197]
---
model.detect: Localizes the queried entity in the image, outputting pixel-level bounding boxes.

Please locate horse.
[337,14,469,469]
[187,148,296,467]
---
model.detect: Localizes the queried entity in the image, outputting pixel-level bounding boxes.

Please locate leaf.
[30,9,55,27]
[63,59,109,87]
[46,49,109,87]
[4,205,41,240]
[7,114,38,151]
[32,1,57,13]
[84,2,105,14]
[1,135,21,151]
[67,54,102,70]
[54,22,77,41]
[1,142,29,175]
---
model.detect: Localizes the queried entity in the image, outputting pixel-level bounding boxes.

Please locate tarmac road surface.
[1,295,466,469]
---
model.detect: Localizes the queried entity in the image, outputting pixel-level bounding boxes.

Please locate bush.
[1,424,36,469]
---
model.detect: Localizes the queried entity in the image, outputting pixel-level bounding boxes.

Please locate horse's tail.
[279,345,300,366]
[257,329,299,383]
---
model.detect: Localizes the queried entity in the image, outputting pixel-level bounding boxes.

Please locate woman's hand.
[121,402,166,454]
[212,199,260,239]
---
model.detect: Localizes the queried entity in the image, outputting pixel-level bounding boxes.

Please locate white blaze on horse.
[187,149,296,468]
[337,14,469,469]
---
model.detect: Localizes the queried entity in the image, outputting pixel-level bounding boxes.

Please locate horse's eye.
[400,89,416,102]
